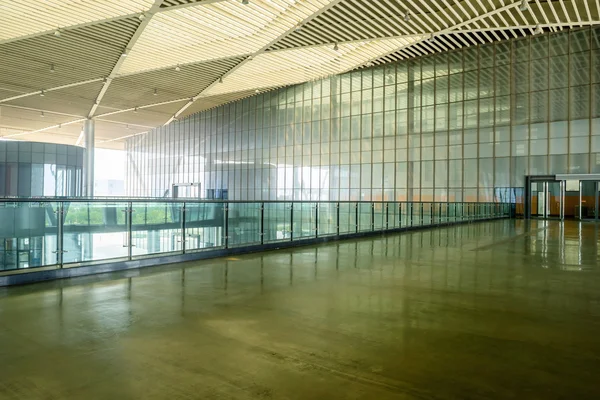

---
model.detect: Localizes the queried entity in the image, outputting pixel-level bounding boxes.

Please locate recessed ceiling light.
[519,0,529,11]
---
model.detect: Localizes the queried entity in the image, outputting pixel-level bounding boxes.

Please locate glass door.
[547,181,563,219]
[530,180,564,219]
[530,181,545,218]
[578,181,599,220]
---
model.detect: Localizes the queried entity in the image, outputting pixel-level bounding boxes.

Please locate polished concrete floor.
[1,220,600,399]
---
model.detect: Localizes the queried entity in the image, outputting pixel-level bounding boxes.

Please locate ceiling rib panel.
[0,0,153,42]
[0,18,140,95]
[204,37,420,96]
[119,0,333,75]
[102,56,244,109]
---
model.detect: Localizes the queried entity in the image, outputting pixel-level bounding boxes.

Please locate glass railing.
[0,200,511,273]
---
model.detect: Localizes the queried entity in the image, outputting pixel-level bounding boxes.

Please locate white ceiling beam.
[0,104,84,119]
[165,0,346,125]
[0,78,103,105]
[87,0,165,118]
[450,21,600,33]
[2,118,86,138]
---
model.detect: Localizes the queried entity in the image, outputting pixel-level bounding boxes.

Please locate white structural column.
[84,118,95,197]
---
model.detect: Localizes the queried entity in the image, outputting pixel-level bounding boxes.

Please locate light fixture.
[333,42,339,51]
[121,51,128,57]
[255,89,260,93]
[175,64,181,72]
[50,64,55,73]
[242,0,249,4]
[534,25,543,35]
[58,124,62,128]
[40,111,45,117]
[366,61,374,67]
[126,124,130,130]
[134,107,138,113]
[53,28,61,37]
[295,24,302,32]
[102,77,108,83]
[153,88,158,96]
[427,33,435,42]
[519,0,529,11]
[403,10,411,22]
[219,77,223,83]
[40,90,45,97]
[138,13,146,21]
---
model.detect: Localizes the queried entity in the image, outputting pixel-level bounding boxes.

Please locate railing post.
[315,203,319,239]
[355,202,359,233]
[57,202,64,267]
[260,202,265,245]
[290,203,294,241]
[224,203,229,249]
[385,203,389,230]
[410,203,413,226]
[371,203,375,231]
[181,203,187,254]
[336,202,340,236]
[127,202,133,260]
[420,203,424,225]
[398,203,402,227]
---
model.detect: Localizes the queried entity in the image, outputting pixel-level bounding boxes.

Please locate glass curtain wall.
[126,27,600,209]
[0,141,84,197]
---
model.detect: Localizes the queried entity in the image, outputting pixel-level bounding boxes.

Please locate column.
[84,118,95,197]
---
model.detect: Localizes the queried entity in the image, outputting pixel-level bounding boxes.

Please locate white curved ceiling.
[0,0,598,149]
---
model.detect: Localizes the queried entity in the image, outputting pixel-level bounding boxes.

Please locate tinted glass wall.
[126,27,600,204]
[0,141,84,197]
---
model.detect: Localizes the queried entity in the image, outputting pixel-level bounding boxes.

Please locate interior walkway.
[1,220,600,399]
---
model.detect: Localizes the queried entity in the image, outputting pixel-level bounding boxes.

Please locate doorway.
[529,180,564,219]
[172,183,200,199]
[576,181,599,220]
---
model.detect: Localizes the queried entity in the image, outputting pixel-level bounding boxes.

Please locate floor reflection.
[1,220,600,399]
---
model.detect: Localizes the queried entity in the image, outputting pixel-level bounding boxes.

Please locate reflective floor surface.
[1,220,600,399]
